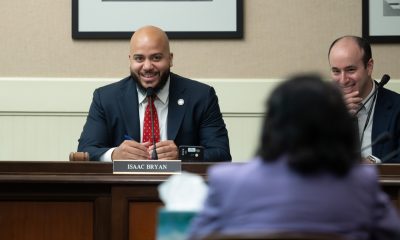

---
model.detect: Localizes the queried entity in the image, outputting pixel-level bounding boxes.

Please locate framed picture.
[72,0,243,39]
[362,0,400,43]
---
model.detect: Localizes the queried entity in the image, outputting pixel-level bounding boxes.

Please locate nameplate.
[113,160,181,174]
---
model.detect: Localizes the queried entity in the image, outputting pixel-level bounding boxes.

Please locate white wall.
[0,78,282,162]
[2,78,399,162]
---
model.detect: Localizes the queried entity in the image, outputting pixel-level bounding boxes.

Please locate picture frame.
[72,0,243,39]
[362,0,400,43]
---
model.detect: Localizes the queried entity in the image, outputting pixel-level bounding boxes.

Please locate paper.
[158,171,208,211]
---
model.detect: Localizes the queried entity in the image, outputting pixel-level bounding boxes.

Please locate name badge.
[113,160,181,174]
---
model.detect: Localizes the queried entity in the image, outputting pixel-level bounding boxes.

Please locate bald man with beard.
[78,26,231,162]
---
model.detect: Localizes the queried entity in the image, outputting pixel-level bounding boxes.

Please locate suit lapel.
[167,74,187,140]
[372,89,393,156]
[118,78,141,142]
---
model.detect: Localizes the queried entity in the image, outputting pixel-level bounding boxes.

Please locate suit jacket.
[372,87,400,163]
[188,157,400,240]
[78,73,231,161]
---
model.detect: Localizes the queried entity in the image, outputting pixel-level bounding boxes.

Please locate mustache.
[142,70,159,76]
[130,69,170,94]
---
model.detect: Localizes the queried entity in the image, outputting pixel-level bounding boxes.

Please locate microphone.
[378,74,390,88]
[355,74,390,115]
[146,87,158,160]
[360,131,392,152]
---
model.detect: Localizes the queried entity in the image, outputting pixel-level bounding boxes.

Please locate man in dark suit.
[78,25,231,162]
[328,36,400,163]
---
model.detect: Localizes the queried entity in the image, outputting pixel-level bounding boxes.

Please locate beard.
[130,69,170,94]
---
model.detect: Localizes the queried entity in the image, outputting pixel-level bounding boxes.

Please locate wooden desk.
[0,161,209,240]
[0,162,399,240]
[376,164,400,209]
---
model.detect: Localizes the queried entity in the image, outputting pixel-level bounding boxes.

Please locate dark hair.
[258,74,360,176]
[328,36,372,68]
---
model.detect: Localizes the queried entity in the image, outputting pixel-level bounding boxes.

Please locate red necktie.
[142,97,160,143]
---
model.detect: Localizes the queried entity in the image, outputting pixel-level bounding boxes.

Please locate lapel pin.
[177,99,184,106]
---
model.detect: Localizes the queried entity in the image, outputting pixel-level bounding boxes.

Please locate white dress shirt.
[358,80,380,163]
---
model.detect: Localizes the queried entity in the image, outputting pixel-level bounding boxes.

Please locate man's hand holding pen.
[112,138,151,160]
[112,135,178,160]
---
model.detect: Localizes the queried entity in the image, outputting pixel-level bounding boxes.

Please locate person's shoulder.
[170,72,212,90]
[379,87,400,101]
[349,164,379,183]
[208,157,261,179]
[378,88,400,114]
[96,76,132,93]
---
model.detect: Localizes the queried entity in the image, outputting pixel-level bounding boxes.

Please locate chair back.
[202,232,344,240]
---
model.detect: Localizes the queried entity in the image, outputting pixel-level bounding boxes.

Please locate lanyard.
[360,90,378,144]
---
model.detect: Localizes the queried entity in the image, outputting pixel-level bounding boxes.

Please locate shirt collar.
[137,76,170,104]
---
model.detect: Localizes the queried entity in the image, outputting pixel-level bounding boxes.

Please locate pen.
[124,134,134,140]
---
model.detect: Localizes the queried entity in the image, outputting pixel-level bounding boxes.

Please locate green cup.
[156,208,197,240]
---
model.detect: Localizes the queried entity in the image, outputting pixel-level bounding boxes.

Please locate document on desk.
[113,160,181,174]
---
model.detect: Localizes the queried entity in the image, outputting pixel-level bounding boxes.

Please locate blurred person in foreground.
[328,36,400,163]
[78,25,231,162]
[188,74,400,240]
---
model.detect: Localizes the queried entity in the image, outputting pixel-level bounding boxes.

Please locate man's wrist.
[99,148,115,162]
[366,155,381,164]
